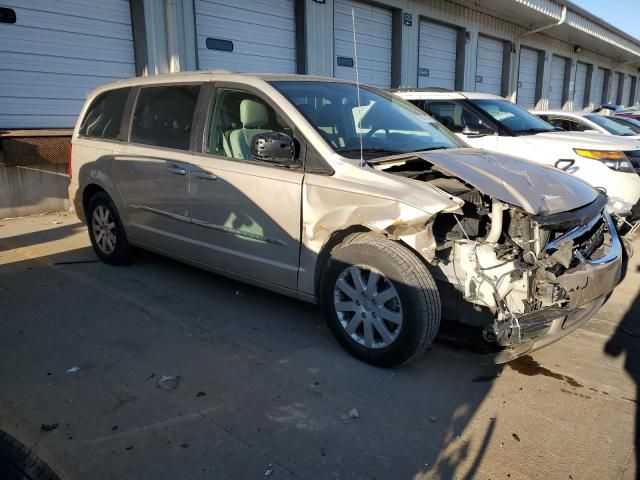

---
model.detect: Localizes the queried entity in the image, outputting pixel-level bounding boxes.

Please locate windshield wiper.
[336,148,402,159]
[414,146,450,152]
[513,127,554,135]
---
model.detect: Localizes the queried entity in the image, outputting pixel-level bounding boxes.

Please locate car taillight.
[67,144,72,179]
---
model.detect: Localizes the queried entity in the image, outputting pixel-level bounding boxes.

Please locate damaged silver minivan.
[69,72,622,367]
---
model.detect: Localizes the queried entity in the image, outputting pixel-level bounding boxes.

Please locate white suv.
[395,91,640,225]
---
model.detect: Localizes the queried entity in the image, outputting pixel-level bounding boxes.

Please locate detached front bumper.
[494,212,622,363]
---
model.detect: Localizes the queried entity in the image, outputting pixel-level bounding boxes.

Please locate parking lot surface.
[0,212,638,480]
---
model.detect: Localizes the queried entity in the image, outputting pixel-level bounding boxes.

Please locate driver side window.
[206,89,293,161]
[425,101,487,133]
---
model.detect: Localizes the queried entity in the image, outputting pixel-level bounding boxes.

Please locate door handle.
[194,171,218,181]
[166,164,187,175]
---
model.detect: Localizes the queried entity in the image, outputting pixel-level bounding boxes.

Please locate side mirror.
[251,132,296,165]
[462,125,494,137]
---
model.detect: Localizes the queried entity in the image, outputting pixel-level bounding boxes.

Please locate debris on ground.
[512,433,521,442]
[157,375,181,390]
[40,423,59,432]
[66,366,80,373]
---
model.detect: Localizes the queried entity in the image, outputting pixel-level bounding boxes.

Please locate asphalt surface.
[0,212,638,480]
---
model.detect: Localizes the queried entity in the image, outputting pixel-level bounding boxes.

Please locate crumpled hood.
[523,131,640,150]
[414,148,599,215]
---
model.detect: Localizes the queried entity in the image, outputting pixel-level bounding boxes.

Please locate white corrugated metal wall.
[0,0,135,129]
[3,0,640,130]
[194,0,296,73]
[333,0,393,88]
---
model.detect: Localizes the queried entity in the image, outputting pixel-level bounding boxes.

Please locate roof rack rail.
[388,87,452,93]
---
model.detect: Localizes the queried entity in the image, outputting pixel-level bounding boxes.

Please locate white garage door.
[594,67,607,105]
[609,72,621,104]
[195,0,296,73]
[517,47,539,108]
[418,20,457,89]
[548,55,567,109]
[573,62,588,110]
[0,0,135,129]
[333,0,392,88]
[475,35,503,95]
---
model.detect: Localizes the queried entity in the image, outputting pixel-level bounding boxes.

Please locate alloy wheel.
[333,265,403,348]
[91,205,117,255]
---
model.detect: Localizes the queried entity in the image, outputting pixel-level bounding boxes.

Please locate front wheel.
[86,191,131,265]
[320,233,441,368]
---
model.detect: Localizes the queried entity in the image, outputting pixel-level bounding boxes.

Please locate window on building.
[79,88,131,140]
[130,85,201,150]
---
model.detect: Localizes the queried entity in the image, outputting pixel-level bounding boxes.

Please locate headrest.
[240,99,268,128]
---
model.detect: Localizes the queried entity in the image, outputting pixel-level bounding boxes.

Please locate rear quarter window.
[79,88,131,140]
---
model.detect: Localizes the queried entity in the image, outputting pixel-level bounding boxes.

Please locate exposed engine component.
[380,156,621,348]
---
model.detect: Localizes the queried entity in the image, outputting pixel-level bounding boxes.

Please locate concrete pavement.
[0,212,638,479]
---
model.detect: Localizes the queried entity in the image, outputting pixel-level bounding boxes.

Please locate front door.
[113,84,201,256]
[188,87,304,291]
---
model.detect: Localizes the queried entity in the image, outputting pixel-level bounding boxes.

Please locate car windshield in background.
[471,99,556,134]
[585,114,640,136]
[271,81,465,160]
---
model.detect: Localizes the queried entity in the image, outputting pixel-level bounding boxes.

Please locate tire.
[320,233,441,368]
[0,430,61,480]
[86,191,131,265]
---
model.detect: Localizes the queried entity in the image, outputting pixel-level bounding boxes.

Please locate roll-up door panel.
[517,47,539,109]
[594,68,606,105]
[195,0,296,73]
[573,62,588,110]
[548,55,567,109]
[333,0,392,89]
[0,0,135,128]
[418,20,458,90]
[475,36,503,95]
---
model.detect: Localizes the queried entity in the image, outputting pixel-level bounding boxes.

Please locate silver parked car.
[69,72,622,367]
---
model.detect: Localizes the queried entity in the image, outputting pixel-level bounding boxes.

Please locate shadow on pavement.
[605,265,640,480]
[0,220,502,479]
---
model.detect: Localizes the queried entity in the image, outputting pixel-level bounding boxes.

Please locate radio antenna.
[351,8,365,167]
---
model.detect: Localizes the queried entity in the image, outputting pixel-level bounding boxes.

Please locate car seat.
[229,99,271,160]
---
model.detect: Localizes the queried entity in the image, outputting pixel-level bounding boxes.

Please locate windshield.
[271,81,465,160]
[470,99,556,134]
[585,114,640,136]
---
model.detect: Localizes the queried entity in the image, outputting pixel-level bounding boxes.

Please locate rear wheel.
[86,191,131,265]
[320,233,441,367]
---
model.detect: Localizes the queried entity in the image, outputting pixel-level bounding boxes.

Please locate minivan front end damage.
[374,151,622,361]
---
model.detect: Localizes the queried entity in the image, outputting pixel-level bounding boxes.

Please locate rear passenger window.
[130,85,201,150]
[79,88,131,140]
